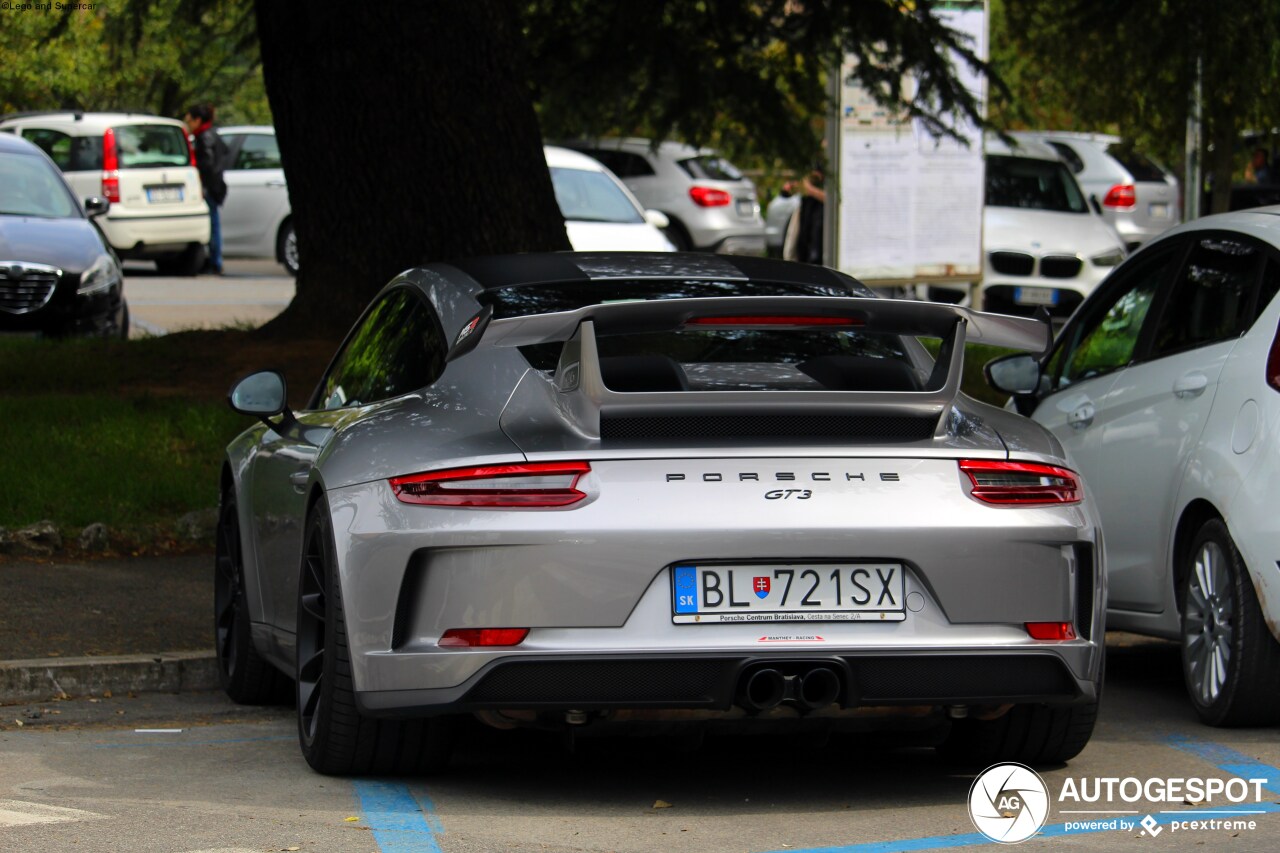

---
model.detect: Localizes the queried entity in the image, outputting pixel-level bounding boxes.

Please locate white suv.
[0,111,210,274]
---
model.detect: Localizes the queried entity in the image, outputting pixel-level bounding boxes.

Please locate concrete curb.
[0,650,218,705]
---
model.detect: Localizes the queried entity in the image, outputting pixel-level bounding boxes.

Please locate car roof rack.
[0,110,85,122]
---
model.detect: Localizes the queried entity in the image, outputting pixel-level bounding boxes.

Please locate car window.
[233,133,282,170]
[678,155,744,181]
[114,124,190,169]
[0,150,79,218]
[316,288,446,410]
[19,128,102,171]
[1047,247,1179,389]
[985,155,1088,213]
[1148,236,1261,358]
[1046,141,1085,174]
[1105,143,1168,182]
[549,167,644,224]
[584,149,654,178]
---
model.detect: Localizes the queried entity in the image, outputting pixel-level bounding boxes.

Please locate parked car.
[986,207,1280,727]
[0,111,210,275]
[545,145,674,251]
[218,125,296,275]
[559,138,766,255]
[1014,131,1181,252]
[764,189,800,257]
[0,133,127,337]
[932,136,1128,320]
[217,251,1104,774]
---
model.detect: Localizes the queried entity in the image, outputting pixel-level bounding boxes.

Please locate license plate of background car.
[736,199,754,217]
[1149,202,1169,219]
[671,563,906,624]
[145,185,184,203]
[1013,286,1058,306]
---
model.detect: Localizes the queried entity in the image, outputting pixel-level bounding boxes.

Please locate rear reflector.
[687,315,863,327]
[439,628,529,648]
[1026,622,1078,641]
[1103,184,1136,209]
[959,459,1081,505]
[689,186,732,207]
[390,461,590,507]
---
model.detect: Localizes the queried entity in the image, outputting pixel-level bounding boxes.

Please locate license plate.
[146,185,184,203]
[1149,202,1169,219]
[1013,286,1058,306]
[736,199,755,217]
[671,563,906,623]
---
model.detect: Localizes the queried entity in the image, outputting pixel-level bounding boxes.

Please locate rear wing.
[471,297,1050,444]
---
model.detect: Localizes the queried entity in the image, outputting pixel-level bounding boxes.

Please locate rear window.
[550,167,644,224]
[115,124,190,169]
[1105,144,1168,183]
[677,155,744,182]
[986,155,1088,213]
[481,278,866,320]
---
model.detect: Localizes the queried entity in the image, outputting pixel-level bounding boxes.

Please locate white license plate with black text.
[146,185,184,203]
[1013,286,1058,306]
[672,563,906,623]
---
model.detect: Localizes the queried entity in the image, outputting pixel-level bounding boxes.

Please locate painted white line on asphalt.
[0,799,105,827]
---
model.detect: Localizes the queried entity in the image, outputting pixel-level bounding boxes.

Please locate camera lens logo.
[968,763,1050,844]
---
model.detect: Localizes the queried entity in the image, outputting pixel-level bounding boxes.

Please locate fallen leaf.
[103,690,112,698]
[344,816,360,822]
[652,800,673,809]
[13,720,23,727]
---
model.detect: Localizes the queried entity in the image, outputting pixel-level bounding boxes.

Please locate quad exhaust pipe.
[736,666,844,714]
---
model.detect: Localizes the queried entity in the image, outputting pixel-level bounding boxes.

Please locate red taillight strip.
[1103,184,1136,209]
[390,461,590,507]
[101,127,120,203]
[439,628,529,647]
[1026,621,1077,641]
[689,186,732,207]
[686,315,863,327]
[959,459,1081,505]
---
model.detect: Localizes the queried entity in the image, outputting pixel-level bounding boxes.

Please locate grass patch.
[0,394,248,529]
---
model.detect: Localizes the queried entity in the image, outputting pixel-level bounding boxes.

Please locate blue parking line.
[353,780,444,853]
[758,735,1280,853]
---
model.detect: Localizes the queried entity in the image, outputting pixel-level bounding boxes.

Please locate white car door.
[221,132,289,258]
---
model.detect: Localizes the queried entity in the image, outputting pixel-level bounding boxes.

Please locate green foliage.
[525,0,996,174]
[0,0,268,123]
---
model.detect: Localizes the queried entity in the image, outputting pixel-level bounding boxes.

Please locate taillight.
[689,186,732,207]
[1026,622,1077,641]
[1102,184,1136,209]
[1267,319,1280,393]
[389,461,590,507]
[185,131,197,167]
[959,459,1081,505]
[687,315,863,327]
[439,628,529,647]
[101,128,120,203]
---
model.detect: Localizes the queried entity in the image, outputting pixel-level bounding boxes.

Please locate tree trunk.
[253,1,570,340]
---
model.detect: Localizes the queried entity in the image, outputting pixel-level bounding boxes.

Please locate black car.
[0,132,127,337]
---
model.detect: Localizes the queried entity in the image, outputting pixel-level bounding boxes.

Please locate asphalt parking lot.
[1,636,1276,852]
[123,258,294,336]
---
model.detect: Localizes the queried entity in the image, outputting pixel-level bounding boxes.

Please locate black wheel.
[155,244,205,276]
[276,219,298,276]
[215,490,286,704]
[662,217,692,251]
[296,500,456,775]
[939,699,1100,768]
[1180,519,1280,726]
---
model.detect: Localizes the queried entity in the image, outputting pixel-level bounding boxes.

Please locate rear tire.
[214,490,287,704]
[1180,519,1280,726]
[938,700,1100,768]
[296,500,455,775]
[277,220,298,276]
[662,217,692,251]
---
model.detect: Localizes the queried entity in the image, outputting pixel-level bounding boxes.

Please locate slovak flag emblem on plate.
[753,576,770,599]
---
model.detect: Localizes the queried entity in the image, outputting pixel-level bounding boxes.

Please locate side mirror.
[984,353,1043,396]
[83,197,110,218]
[229,370,299,435]
[644,209,670,230]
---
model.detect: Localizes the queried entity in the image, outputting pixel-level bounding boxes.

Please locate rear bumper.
[356,649,1096,717]
[100,209,211,256]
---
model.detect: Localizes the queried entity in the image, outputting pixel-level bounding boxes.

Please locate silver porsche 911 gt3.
[217,252,1105,775]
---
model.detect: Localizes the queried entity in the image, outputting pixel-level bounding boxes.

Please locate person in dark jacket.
[183,102,229,274]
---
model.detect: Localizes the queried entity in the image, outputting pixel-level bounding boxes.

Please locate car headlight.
[1090,249,1126,268]
[77,255,120,297]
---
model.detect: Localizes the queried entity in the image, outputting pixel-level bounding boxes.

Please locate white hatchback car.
[0,111,210,275]
[986,207,1280,726]
[545,145,674,251]
[218,126,296,275]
